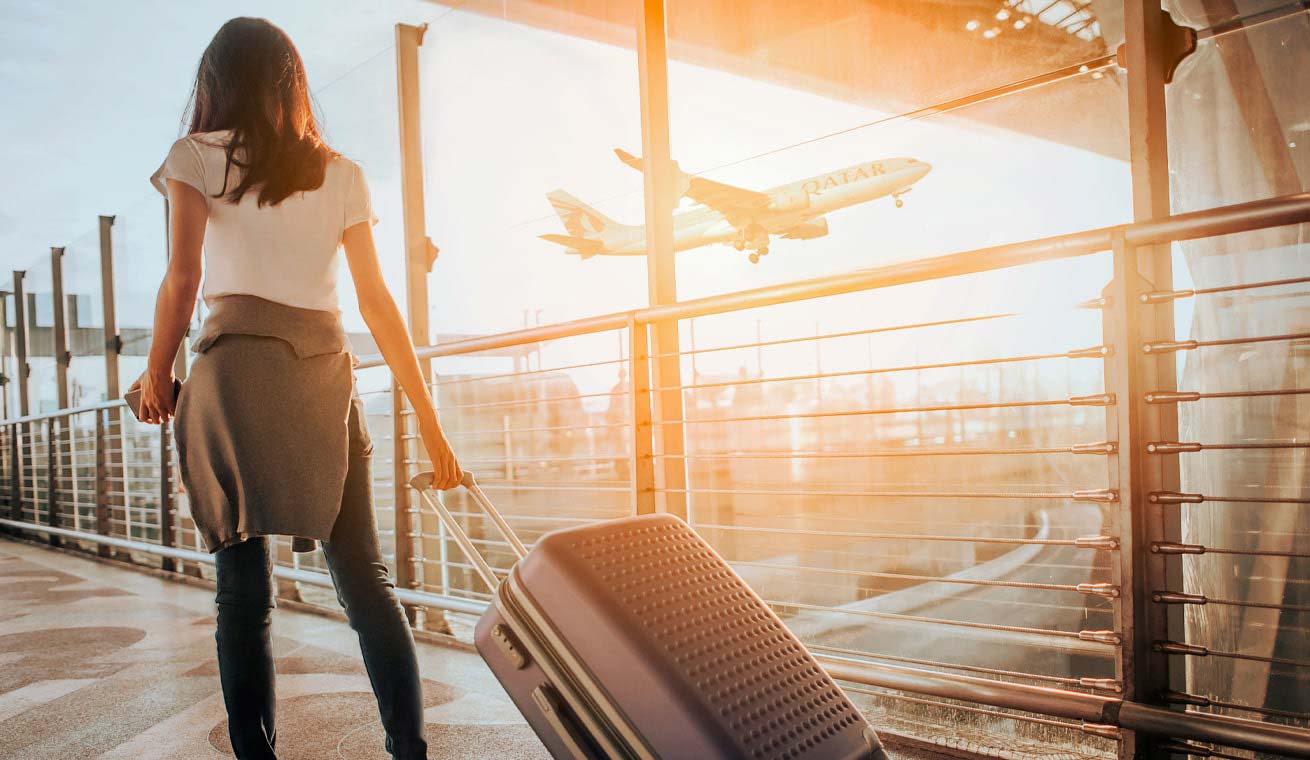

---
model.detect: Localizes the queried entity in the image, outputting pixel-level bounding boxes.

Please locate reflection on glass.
[1170,226,1309,722]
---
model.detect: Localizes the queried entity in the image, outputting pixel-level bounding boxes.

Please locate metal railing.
[3,191,1309,759]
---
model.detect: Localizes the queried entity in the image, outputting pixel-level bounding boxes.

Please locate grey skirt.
[174,294,366,554]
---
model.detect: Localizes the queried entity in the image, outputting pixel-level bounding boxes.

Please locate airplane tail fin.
[546,189,623,238]
[539,233,605,259]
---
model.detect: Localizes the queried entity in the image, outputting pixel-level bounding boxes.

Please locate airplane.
[540,149,931,263]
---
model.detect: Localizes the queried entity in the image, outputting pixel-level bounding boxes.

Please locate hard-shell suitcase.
[410,471,889,760]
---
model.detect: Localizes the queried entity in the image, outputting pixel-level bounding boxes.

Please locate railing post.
[1119,4,1188,755]
[11,271,31,525]
[394,23,435,374]
[629,319,656,515]
[392,379,422,627]
[0,289,10,421]
[98,216,128,560]
[50,247,71,409]
[1102,230,1183,759]
[159,421,176,572]
[94,408,110,556]
[46,417,60,546]
[51,247,72,547]
[0,289,11,521]
[98,216,122,400]
[10,271,30,418]
[636,0,688,520]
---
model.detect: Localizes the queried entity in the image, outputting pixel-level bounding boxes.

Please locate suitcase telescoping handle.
[408,471,528,591]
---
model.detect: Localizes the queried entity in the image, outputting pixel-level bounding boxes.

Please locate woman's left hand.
[129,367,177,425]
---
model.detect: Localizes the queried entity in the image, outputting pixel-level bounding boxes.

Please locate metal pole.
[94,407,110,556]
[1102,231,1181,760]
[46,416,60,547]
[11,272,30,418]
[0,290,10,420]
[98,216,121,400]
[1120,5,1185,758]
[159,421,176,572]
[395,23,436,378]
[393,379,423,627]
[49,249,71,547]
[98,216,128,558]
[10,272,30,524]
[636,0,687,520]
[628,319,655,514]
[50,248,70,409]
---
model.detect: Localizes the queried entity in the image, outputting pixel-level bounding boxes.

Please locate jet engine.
[781,218,829,240]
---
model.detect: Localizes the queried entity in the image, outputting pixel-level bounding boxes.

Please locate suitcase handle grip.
[408,471,529,591]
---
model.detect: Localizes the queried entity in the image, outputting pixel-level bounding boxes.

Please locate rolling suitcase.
[410,471,889,760]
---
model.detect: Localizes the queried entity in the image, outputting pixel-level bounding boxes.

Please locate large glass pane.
[1168,6,1309,212]
[111,194,167,396]
[419,2,646,334]
[665,1,1129,299]
[63,226,108,406]
[1164,1,1310,729]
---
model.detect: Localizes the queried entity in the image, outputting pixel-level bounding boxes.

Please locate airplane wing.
[614,149,770,221]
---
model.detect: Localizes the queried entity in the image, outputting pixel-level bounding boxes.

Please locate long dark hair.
[185,17,337,207]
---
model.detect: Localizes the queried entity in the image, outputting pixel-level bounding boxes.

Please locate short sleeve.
[344,161,378,229]
[150,137,207,202]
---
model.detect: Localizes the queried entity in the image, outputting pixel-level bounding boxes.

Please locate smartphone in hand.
[124,378,183,422]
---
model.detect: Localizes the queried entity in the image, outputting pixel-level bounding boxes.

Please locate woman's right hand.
[420,419,463,490]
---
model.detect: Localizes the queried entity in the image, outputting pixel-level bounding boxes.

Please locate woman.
[129,17,461,760]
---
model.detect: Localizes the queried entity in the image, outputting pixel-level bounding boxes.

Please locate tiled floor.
[0,538,545,759]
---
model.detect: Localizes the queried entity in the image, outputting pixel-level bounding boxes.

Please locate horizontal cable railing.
[2,191,1309,759]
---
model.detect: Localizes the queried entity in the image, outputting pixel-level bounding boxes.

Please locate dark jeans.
[213,397,428,759]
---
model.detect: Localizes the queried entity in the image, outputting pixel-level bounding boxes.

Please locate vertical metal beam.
[392,379,421,627]
[0,290,10,420]
[98,217,128,560]
[10,272,30,418]
[628,319,656,515]
[1123,0,1173,222]
[636,0,687,520]
[50,247,71,409]
[159,421,177,572]
[395,23,435,377]
[98,216,121,401]
[1102,231,1182,760]
[46,416,60,547]
[94,408,110,557]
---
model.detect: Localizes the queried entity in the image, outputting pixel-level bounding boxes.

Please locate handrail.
[345,191,1310,370]
[0,399,125,427]
[3,518,1306,758]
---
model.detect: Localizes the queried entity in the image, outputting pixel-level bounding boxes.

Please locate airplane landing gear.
[895,197,904,208]
[749,253,759,264]
[892,188,911,208]
[748,246,769,264]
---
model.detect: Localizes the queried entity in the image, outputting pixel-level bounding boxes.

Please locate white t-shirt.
[150,130,377,315]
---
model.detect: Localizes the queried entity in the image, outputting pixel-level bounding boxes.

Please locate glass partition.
[63,226,108,406]
[418,2,647,335]
[111,194,167,395]
[665,0,1130,299]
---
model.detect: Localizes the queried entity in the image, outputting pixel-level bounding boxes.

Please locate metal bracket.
[1115,10,1198,84]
